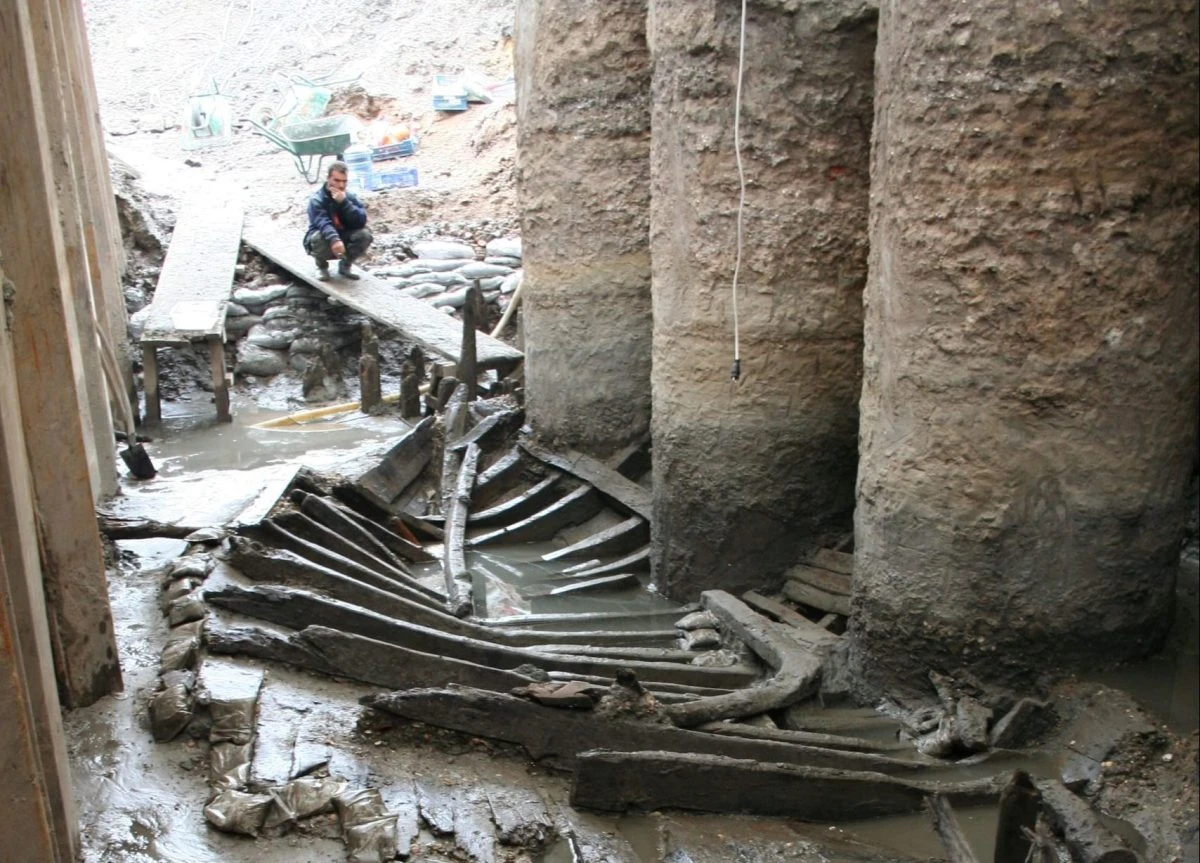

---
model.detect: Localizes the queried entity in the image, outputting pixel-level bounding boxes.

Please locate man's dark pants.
[308,228,373,267]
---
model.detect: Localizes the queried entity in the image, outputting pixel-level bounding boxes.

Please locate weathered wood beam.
[541,516,648,562]
[486,607,693,629]
[0,0,121,710]
[810,548,854,575]
[740,591,840,650]
[448,409,520,453]
[96,513,204,540]
[549,547,650,580]
[442,441,480,618]
[468,472,564,527]
[569,750,1002,820]
[469,485,603,547]
[695,720,913,755]
[363,687,953,778]
[544,671,734,699]
[294,490,413,574]
[993,770,1041,863]
[783,576,851,617]
[205,576,751,688]
[519,437,652,519]
[787,563,852,597]
[926,794,982,863]
[471,447,525,510]
[528,645,698,664]
[663,591,824,727]
[323,489,436,561]
[0,244,78,858]
[354,416,435,509]
[271,509,416,585]
[222,535,445,619]
[27,0,114,494]
[457,285,479,400]
[1033,779,1137,863]
[331,482,444,542]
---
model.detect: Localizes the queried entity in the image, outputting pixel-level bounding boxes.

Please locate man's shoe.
[338,259,361,280]
[316,262,331,281]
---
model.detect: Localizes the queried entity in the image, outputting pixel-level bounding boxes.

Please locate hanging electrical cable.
[729,0,749,382]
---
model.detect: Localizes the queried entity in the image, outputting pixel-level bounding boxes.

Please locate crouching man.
[304,161,372,280]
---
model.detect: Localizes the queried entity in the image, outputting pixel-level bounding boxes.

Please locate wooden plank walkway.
[242,219,524,373]
[139,197,243,422]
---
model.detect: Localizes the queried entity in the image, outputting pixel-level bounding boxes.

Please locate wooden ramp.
[242,219,524,374]
[139,198,243,422]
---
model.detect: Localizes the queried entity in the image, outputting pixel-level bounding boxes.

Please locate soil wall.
[649,0,875,599]
[514,0,653,457]
[851,0,1200,688]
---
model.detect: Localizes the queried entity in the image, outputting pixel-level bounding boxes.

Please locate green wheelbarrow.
[248,114,355,182]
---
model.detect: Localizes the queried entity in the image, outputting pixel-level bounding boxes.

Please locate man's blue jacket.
[304,184,368,250]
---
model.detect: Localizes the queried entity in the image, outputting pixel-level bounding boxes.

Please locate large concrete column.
[650,0,876,598]
[514,0,652,457]
[853,0,1200,688]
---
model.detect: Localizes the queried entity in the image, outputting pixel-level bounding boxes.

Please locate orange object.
[389,123,411,142]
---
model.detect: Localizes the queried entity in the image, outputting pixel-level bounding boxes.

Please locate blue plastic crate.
[371,139,418,160]
[432,94,468,112]
[368,166,419,191]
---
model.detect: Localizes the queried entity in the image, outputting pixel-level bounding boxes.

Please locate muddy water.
[71,402,1195,861]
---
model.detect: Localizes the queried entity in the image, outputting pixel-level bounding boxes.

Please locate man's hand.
[330,188,346,203]
[331,240,346,257]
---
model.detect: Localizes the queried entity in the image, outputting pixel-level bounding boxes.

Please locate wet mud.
[69,399,1199,862]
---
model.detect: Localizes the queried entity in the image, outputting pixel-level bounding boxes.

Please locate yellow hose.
[251,391,403,429]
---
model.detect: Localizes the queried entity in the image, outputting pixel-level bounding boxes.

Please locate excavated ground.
[74,2,1200,861]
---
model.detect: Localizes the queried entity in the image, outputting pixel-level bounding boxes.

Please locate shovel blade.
[120,444,157,480]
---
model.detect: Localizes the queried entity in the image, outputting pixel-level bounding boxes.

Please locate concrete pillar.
[853,0,1200,688]
[0,0,123,708]
[514,0,652,457]
[650,0,876,598]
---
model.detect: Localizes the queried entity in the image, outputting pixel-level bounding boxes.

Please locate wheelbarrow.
[248,114,356,182]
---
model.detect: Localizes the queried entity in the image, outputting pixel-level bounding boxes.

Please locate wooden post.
[993,770,1041,863]
[60,0,133,414]
[399,360,422,419]
[0,260,78,862]
[359,322,381,414]
[925,794,981,863]
[143,344,161,423]
[26,0,116,497]
[0,0,123,708]
[458,284,479,401]
[208,335,230,423]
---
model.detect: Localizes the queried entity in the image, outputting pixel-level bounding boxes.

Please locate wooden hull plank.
[468,473,564,527]
[570,750,1001,820]
[541,516,648,562]
[519,437,652,519]
[354,416,435,509]
[469,485,603,547]
[364,687,967,779]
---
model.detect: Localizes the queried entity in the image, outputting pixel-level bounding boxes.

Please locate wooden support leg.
[208,337,230,423]
[142,344,160,424]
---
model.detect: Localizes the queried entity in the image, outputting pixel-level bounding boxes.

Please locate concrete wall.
[649,0,875,599]
[514,0,653,457]
[852,0,1200,688]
